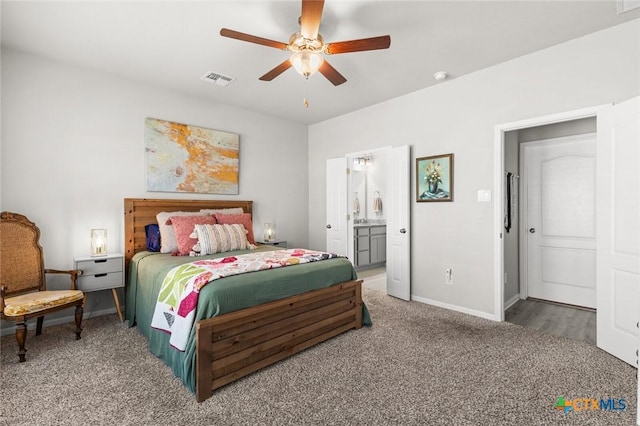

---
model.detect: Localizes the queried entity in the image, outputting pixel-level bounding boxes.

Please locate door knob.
[529,228,535,233]
[326,224,332,229]
[400,228,406,234]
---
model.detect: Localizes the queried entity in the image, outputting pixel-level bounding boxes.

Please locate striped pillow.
[190,223,252,256]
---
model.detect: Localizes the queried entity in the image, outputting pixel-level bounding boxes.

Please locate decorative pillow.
[156,211,208,254]
[190,223,252,256]
[168,215,217,256]
[214,213,256,245]
[199,208,245,215]
[145,224,161,252]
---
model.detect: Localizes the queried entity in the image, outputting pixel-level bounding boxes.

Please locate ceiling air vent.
[201,71,236,87]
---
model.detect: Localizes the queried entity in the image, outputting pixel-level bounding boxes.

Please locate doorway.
[347,149,389,293]
[347,150,388,265]
[496,108,604,318]
[502,118,597,312]
[502,118,597,338]
[326,145,411,301]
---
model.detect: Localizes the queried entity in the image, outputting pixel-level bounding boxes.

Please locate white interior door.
[596,96,640,370]
[326,157,348,256]
[523,134,597,308]
[386,145,411,300]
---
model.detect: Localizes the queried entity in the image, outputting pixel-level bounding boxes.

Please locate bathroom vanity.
[354,224,386,268]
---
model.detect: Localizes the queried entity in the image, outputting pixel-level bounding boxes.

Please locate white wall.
[1,48,308,324]
[366,152,387,220]
[308,19,640,317]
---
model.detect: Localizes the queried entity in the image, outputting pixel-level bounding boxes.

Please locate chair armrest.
[45,269,83,290]
[0,285,6,313]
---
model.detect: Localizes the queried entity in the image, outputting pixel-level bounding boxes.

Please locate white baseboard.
[411,294,500,321]
[0,307,119,337]
[504,294,521,311]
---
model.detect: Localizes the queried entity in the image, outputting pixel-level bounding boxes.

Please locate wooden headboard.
[123,198,253,271]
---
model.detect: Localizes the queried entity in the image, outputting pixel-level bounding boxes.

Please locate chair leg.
[15,321,27,362]
[74,304,83,340]
[36,316,44,336]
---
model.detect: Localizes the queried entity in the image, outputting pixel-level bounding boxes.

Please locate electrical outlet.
[445,268,453,285]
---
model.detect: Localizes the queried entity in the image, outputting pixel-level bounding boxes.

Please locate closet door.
[522,134,597,309]
[596,96,640,369]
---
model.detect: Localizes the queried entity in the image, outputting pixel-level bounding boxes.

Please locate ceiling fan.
[220,0,391,86]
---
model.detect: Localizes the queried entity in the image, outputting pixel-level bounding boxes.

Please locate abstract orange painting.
[145,118,239,194]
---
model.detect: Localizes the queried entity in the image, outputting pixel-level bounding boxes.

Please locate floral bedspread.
[150,249,340,351]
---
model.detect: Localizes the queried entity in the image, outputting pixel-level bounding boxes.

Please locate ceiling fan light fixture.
[290,50,324,78]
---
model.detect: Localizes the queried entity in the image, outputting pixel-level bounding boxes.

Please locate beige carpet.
[1,287,636,425]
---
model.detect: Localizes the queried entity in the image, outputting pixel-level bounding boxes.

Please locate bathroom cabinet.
[354,225,386,268]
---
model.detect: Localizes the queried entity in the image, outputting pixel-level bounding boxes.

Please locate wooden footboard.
[195,279,363,402]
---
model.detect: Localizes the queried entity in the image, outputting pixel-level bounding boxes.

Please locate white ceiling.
[2,1,639,125]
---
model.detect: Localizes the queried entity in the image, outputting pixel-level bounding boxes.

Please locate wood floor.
[505,298,596,345]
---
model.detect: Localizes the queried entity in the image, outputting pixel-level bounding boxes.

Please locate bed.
[123,198,367,402]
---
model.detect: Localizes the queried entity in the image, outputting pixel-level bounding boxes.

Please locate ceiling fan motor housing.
[288,32,324,53]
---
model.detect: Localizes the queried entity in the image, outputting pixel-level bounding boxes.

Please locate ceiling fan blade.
[220,28,288,50]
[259,60,293,81]
[324,35,391,55]
[318,60,347,86]
[300,0,324,40]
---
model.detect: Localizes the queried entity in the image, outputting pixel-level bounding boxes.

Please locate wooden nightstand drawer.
[77,271,124,292]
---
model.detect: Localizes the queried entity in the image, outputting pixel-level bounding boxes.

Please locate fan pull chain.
[303,79,310,108]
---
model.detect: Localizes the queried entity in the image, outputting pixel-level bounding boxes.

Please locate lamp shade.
[264,223,275,242]
[90,229,107,257]
[290,50,324,77]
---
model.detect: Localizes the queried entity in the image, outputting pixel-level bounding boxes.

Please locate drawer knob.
[95,273,108,278]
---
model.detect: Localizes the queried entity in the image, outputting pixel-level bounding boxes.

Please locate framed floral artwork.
[416,153,454,202]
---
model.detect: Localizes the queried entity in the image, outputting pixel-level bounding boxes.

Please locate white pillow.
[156,211,207,254]
[190,223,253,256]
[199,208,244,215]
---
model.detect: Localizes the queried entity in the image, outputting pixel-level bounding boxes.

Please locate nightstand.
[257,240,287,248]
[74,253,124,322]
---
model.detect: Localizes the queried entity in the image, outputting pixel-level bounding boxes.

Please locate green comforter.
[125,245,371,394]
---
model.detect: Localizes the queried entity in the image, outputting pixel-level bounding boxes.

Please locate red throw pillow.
[169,215,217,255]
[214,213,255,245]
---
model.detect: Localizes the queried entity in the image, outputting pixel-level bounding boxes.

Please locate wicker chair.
[0,211,85,362]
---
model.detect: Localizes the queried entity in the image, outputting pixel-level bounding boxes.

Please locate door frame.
[493,104,609,321]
